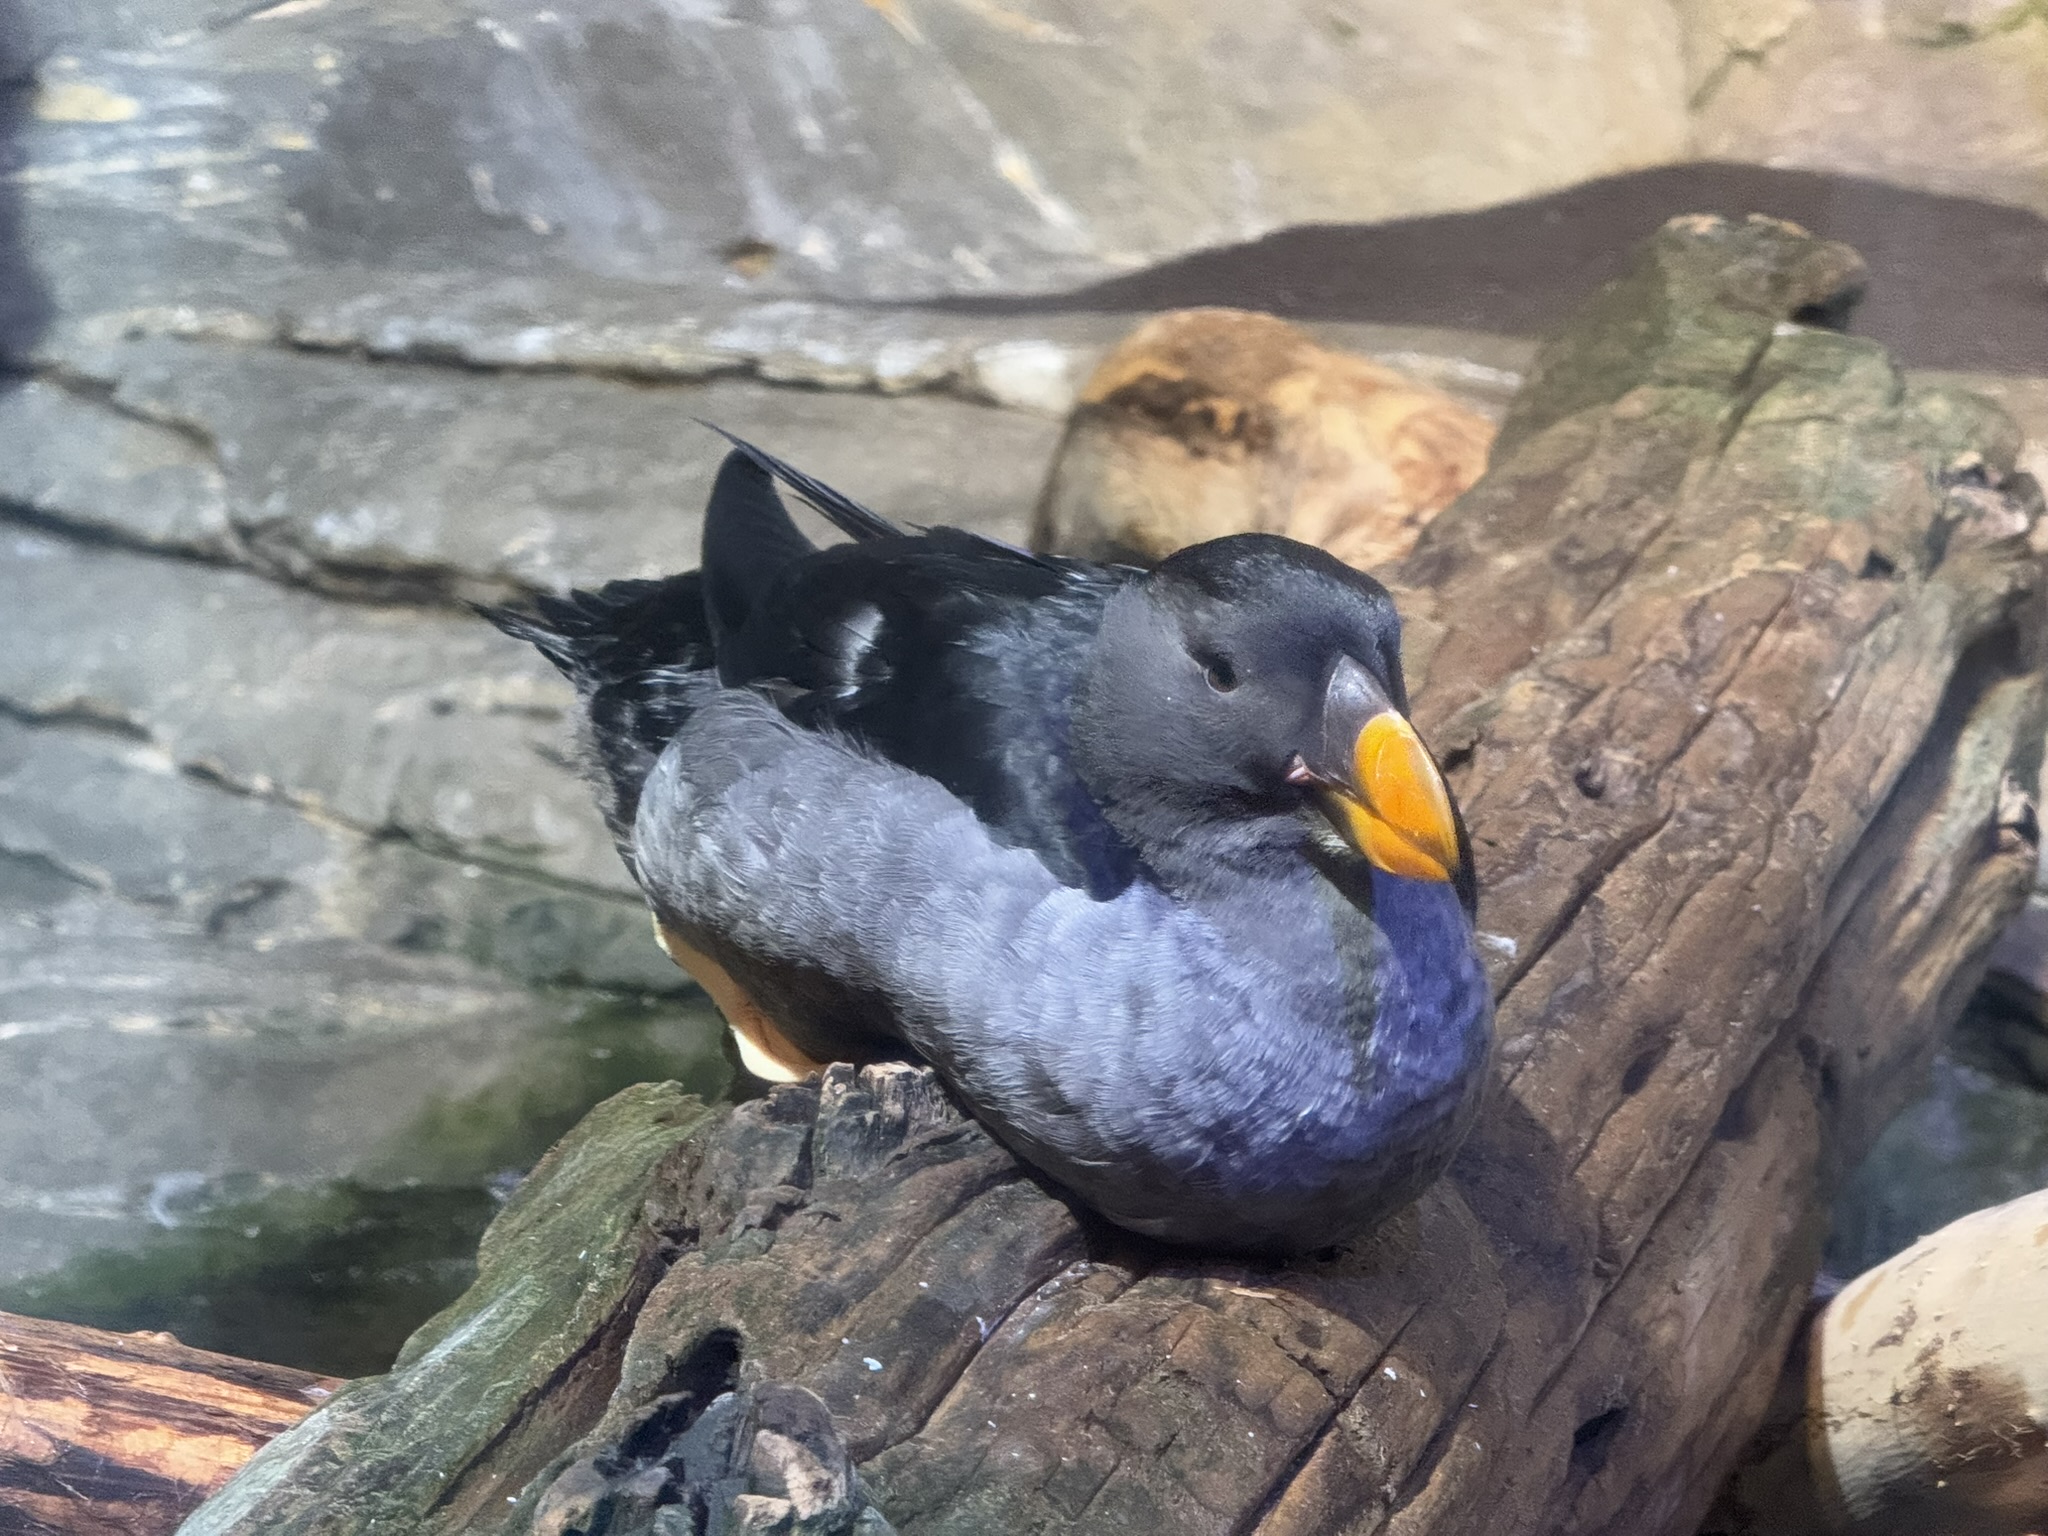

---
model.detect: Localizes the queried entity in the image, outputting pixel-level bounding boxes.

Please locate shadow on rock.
[944,163,2048,376]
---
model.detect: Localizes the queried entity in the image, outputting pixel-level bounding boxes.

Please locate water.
[1825,996,2048,1279]
[0,994,732,1378]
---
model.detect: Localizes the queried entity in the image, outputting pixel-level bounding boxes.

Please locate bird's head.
[1072,534,1473,908]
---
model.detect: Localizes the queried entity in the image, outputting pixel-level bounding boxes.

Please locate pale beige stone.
[1812,1189,2048,1532]
[1032,309,1494,572]
[1693,3,2048,216]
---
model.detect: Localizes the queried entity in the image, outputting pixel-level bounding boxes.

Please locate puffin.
[483,437,1492,1256]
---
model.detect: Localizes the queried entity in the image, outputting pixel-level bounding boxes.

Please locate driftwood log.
[0,1309,339,1535]
[179,215,2048,1536]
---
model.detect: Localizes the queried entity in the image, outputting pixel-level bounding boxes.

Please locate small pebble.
[864,1357,883,1372]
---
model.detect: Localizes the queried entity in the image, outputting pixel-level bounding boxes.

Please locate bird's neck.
[1120,808,1316,903]
[1182,846,1489,1108]
[1354,868,1492,1085]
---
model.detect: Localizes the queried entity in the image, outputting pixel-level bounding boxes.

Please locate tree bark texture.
[0,1309,339,1535]
[180,214,2048,1536]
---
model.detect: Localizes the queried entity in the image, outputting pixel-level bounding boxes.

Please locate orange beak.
[1294,657,1463,884]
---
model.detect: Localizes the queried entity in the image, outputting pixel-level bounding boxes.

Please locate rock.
[1706,1188,2048,1536]
[22,337,1069,602]
[0,702,684,994]
[1689,1,2048,220]
[0,375,237,559]
[1031,308,1495,569]
[0,527,619,889]
[9,3,1693,320]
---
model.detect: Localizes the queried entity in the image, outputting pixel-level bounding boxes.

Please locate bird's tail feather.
[476,572,711,854]
[697,423,902,544]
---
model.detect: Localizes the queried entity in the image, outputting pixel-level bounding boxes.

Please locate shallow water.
[0,993,731,1377]
[1825,1008,2048,1279]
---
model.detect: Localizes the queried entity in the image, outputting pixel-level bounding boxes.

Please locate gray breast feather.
[631,681,1368,1184]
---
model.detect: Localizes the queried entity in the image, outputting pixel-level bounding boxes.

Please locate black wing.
[698,425,900,544]
[716,525,1141,896]
[486,440,1143,895]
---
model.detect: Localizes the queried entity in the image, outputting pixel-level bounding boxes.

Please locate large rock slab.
[10,340,1068,599]
[0,527,617,886]
[12,0,1691,319]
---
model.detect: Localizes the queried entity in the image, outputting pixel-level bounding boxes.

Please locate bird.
[482,435,1493,1256]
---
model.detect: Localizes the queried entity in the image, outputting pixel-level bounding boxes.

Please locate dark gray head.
[1071,534,1469,901]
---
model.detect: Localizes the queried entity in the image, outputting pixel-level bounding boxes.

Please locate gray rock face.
[1690,0,2048,220]
[13,0,1694,313]
[23,337,1071,598]
[0,699,725,1296]
[0,526,619,887]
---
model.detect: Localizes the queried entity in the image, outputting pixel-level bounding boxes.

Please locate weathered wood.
[0,1309,339,1535]
[183,213,2048,1536]
[177,1081,722,1535]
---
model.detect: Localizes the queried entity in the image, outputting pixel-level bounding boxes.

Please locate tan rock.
[1811,1189,2048,1532]
[1030,309,1495,573]
[1690,1,2048,217]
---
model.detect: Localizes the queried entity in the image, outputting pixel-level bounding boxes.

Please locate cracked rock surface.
[0,0,1542,1357]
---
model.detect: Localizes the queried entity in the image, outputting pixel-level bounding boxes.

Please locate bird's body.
[487,440,1492,1255]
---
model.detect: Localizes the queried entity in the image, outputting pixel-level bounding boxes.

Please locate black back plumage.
[484,438,1141,895]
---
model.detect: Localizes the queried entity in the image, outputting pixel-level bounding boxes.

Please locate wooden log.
[0,1309,340,1536]
[182,214,2048,1536]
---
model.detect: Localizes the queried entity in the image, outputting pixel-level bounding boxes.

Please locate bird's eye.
[1203,656,1239,693]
